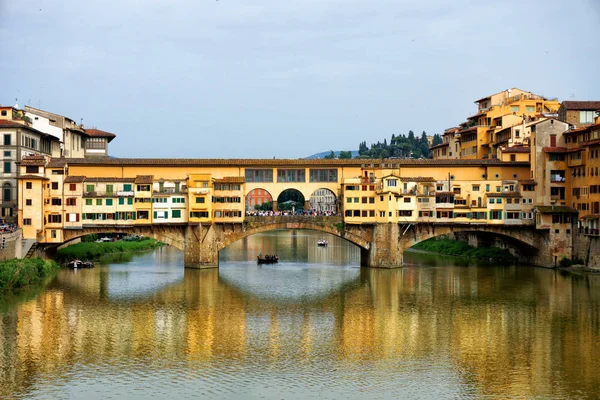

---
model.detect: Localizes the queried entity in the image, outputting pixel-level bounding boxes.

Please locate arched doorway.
[246,189,273,211]
[277,189,305,213]
[2,182,11,201]
[309,188,337,215]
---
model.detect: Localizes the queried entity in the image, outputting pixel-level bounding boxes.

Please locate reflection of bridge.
[59,215,550,268]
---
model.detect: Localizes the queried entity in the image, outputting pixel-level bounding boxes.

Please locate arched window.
[2,182,11,202]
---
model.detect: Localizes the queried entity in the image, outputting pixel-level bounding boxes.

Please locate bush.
[559,257,585,268]
[56,238,164,262]
[413,237,518,265]
[0,258,59,292]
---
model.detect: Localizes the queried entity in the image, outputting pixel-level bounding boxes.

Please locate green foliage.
[432,133,443,146]
[324,150,336,159]
[559,257,585,268]
[338,151,352,159]
[0,258,59,292]
[254,201,273,211]
[56,238,164,262]
[81,234,99,242]
[359,130,433,159]
[413,238,518,265]
[334,222,345,235]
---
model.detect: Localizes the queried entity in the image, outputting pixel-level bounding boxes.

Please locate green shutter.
[119,198,124,205]
[128,198,133,205]
[124,184,132,191]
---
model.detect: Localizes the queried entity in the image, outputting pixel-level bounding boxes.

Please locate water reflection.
[0,231,598,399]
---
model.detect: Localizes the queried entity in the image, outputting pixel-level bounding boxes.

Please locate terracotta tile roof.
[214,177,245,183]
[457,126,477,134]
[542,147,567,153]
[135,175,153,184]
[486,191,521,198]
[584,214,600,219]
[429,142,449,150]
[467,112,485,120]
[83,177,135,183]
[563,126,588,135]
[399,177,436,182]
[52,157,527,167]
[84,128,117,141]
[435,192,455,196]
[579,139,600,147]
[0,120,59,141]
[561,101,600,111]
[502,146,530,153]
[518,180,537,185]
[64,176,85,183]
[536,206,578,214]
[17,174,49,180]
[19,155,46,166]
[46,159,68,168]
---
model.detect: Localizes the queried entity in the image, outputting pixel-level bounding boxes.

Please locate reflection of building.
[246,188,272,210]
[309,188,336,212]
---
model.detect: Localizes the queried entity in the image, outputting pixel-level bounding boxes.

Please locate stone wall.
[0,230,22,260]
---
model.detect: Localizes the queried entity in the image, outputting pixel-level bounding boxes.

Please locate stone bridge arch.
[398,223,547,264]
[59,225,187,252]
[216,216,370,252]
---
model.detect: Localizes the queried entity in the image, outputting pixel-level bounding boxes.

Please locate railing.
[83,191,134,197]
[153,188,187,194]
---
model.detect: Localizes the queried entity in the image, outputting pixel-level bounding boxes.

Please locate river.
[1,230,599,399]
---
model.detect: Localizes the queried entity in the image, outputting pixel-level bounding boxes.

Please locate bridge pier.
[361,223,404,268]
[184,225,219,269]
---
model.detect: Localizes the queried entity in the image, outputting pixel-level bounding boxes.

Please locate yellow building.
[459,88,560,159]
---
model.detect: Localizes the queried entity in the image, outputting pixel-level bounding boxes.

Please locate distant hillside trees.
[358,131,442,159]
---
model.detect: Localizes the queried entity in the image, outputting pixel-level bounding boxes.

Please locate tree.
[432,133,443,146]
[324,150,336,159]
[338,151,352,159]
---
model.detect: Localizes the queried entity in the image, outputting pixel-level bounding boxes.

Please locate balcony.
[153,188,187,194]
[84,191,134,197]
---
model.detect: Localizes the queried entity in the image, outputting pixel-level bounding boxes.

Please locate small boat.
[66,259,95,269]
[317,240,328,247]
[257,255,279,264]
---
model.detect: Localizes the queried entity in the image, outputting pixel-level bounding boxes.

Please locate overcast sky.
[1,0,599,159]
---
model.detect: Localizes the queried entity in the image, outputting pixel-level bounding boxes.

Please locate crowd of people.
[245,210,340,217]
[0,223,17,234]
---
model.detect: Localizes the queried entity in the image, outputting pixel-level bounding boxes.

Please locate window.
[0,110,6,116]
[124,184,132,191]
[128,198,133,205]
[23,218,32,225]
[277,169,305,182]
[25,199,32,206]
[85,137,106,149]
[3,151,10,157]
[404,197,411,203]
[51,182,59,190]
[526,105,535,113]
[96,199,102,206]
[106,184,113,194]
[26,182,32,189]
[190,211,209,218]
[196,197,205,204]
[51,198,61,206]
[69,184,76,191]
[48,214,62,223]
[119,197,124,205]
[85,199,92,205]
[472,185,480,192]
[3,134,10,146]
[66,198,76,206]
[26,166,39,174]
[3,162,10,173]
[172,210,181,218]
[309,169,337,182]
[580,110,596,124]
[106,199,113,206]
[387,179,397,187]
[137,184,150,191]
[51,169,64,175]
[510,106,519,113]
[245,169,273,183]
[86,184,94,192]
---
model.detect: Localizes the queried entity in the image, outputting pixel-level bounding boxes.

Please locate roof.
[0,120,59,141]
[80,177,135,183]
[542,147,567,153]
[457,126,477,134]
[19,155,46,166]
[213,177,245,184]
[64,176,85,183]
[134,175,153,184]
[518,180,537,185]
[429,142,449,150]
[84,128,117,142]
[435,192,455,196]
[17,174,49,180]
[560,101,600,111]
[399,177,436,182]
[536,206,578,214]
[502,146,530,154]
[46,157,530,167]
[486,191,521,198]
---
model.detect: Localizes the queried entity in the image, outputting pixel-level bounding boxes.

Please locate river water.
[1,230,599,399]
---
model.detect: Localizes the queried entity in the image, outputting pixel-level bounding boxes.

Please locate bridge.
[58,216,550,268]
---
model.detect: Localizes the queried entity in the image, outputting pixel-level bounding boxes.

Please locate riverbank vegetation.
[56,237,165,262]
[0,258,59,292]
[412,237,518,264]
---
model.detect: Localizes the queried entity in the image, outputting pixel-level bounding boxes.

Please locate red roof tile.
[542,147,567,153]
[84,128,117,141]
[17,174,49,180]
[214,177,245,184]
[64,176,85,183]
[19,155,47,166]
[561,101,600,111]
[399,177,436,182]
[502,146,530,154]
[135,175,153,184]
